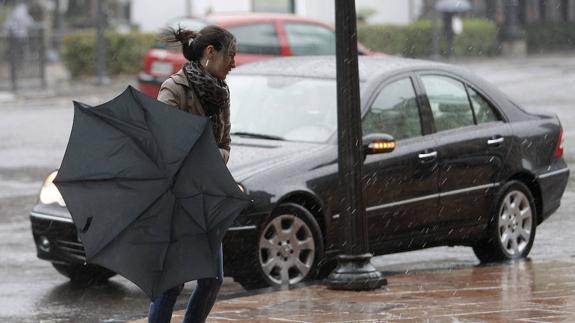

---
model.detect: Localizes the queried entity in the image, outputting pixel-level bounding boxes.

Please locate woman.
[148,25,236,323]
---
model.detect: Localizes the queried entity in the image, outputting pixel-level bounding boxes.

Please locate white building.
[130,0,424,32]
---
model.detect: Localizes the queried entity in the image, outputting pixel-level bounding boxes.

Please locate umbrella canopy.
[54,86,250,299]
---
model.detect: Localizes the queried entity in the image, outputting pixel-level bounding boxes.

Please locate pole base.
[326,253,386,291]
[501,39,527,57]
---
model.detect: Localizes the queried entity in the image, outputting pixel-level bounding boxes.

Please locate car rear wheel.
[473,181,537,263]
[52,263,116,284]
[234,203,324,290]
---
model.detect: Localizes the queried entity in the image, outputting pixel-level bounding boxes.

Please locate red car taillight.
[554,128,565,158]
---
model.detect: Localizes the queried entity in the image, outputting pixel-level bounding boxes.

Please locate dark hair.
[162,25,236,62]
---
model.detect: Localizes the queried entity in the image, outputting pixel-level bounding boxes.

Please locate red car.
[138,13,380,98]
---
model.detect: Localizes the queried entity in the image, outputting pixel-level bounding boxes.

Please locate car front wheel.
[234,203,324,290]
[473,181,537,263]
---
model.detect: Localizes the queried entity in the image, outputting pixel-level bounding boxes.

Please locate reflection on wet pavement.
[131,258,575,322]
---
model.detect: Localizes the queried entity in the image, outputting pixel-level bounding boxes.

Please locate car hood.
[227,136,328,182]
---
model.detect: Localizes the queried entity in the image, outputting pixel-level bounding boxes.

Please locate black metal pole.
[39,27,46,89]
[443,12,454,59]
[96,0,109,85]
[431,0,440,60]
[326,0,385,291]
[503,0,522,41]
[289,0,295,13]
[53,0,62,50]
[9,32,18,92]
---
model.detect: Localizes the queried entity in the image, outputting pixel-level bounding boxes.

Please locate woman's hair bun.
[161,25,236,62]
[163,26,198,45]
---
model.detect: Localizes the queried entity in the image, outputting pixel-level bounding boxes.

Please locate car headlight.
[39,171,66,207]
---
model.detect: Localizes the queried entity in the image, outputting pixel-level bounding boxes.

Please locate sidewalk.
[130,257,575,322]
[0,62,136,104]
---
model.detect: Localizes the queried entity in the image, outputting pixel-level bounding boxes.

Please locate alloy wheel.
[258,213,316,285]
[498,190,533,256]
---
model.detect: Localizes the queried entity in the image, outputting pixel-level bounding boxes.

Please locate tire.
[473,181,537,263]
[234,203,325,290]
[52,263,116,284]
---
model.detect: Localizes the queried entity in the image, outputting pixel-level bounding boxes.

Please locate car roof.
[230,56,531,123]
[207,12,332,26]
[231,56,452,82]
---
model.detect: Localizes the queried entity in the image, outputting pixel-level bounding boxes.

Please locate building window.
[253,0,295,13]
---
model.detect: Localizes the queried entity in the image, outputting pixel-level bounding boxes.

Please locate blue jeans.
[148,246,223,323]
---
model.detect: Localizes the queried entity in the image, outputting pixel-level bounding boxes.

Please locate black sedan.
[30,56,569,290]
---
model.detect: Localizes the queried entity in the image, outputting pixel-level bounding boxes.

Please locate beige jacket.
[157,69,231,164]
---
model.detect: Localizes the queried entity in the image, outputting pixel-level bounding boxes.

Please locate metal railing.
[0,26,46,92]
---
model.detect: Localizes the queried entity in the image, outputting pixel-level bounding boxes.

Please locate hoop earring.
[205,59,210,68]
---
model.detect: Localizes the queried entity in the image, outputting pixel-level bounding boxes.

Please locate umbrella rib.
[79,105,166,174]
[129,88,170,176]
[170,123,210,182]
[202,194,251,229]
[154,227,171,297]
[202,192,217,277]
[78,99,149,131]
[176,193,207,232]
[86,186,172,261]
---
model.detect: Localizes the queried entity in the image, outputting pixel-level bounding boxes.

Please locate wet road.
[1,54,574,322]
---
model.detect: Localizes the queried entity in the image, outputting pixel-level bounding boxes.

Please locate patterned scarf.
[183,60,230,137]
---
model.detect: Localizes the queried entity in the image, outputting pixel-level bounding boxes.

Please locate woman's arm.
[157,78,183,108]
[219,106,231,164]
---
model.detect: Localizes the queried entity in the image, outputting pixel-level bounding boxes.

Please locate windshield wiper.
[230,132,285,141]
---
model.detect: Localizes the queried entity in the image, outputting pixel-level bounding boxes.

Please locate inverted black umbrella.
[54,86,250,299]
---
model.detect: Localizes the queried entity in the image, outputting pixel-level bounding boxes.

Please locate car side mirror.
[363,133,396,155]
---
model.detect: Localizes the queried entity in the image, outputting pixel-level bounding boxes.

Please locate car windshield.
[228,75,338,143]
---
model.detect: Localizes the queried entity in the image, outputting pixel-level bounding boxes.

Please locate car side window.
[227,23,281,55]
[362,78,422,141]
[421,75,475,132]
[284,23,336,55]
[467,87,500,124]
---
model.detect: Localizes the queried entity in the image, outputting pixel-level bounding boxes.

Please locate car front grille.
[53,239,86,262]
[30,214,87,263]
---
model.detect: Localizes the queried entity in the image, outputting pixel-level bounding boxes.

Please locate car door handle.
[418,151,438,159]
[487,137,504,145]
